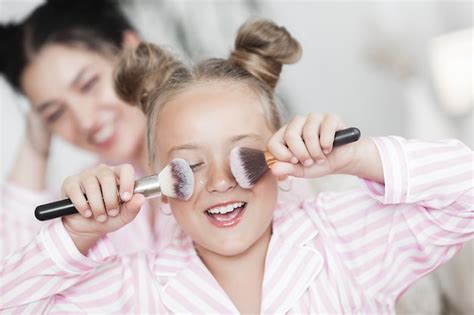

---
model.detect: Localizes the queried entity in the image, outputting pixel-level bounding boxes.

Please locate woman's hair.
[114,18,302,164]
[0,0,135,92]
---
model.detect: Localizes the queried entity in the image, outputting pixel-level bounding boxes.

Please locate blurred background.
[1,0,473,314]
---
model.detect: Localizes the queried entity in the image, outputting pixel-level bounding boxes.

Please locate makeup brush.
[230,127,361,188]
[35,158,194,221]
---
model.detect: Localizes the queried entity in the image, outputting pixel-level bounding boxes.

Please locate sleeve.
[0,219,142,313]
[0,182,55,257]
[308,136,473,306]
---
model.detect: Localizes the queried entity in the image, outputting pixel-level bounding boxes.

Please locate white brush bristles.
[158,158,194,200]
[230,147,254,189]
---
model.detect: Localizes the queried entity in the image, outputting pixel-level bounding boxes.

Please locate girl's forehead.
[155,84,272,149]
[159,83,266,123]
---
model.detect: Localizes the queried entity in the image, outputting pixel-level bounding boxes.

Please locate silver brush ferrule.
[133,175,161,199]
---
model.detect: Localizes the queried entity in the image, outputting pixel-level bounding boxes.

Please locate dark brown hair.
[0,0,134,92]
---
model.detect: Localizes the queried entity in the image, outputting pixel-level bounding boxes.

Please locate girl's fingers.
[81,174,107,222]
[302,114,324,163]
[284,116,312,165]
[115,164,135,202]
[319,114,345,155]
[267,125,294,162]
[120,194,146,224]
[62,176,91,218]
[96,166,120,217]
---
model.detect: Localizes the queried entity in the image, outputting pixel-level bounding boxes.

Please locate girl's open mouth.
[205,201,247,228]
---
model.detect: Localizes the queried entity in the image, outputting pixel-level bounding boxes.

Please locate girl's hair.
[114,18,302,164]
[0,0,135,92]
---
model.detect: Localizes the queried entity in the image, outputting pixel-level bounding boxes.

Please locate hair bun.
[230,18,302,89]
[114,42,183,115]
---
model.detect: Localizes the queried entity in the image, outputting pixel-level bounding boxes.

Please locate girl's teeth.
[207,202,244,214]
[93,123,114,144]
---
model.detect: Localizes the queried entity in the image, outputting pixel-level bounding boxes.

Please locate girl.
[0,1,311,257]
[1,19,472,314]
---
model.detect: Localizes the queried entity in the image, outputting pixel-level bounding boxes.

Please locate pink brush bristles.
[159,158,194,200]
[230,147,269,189]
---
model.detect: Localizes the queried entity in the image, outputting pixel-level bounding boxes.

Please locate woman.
[0,0,177,256]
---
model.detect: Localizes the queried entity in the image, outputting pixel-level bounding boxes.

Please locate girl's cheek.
[185,172,207,202]
[195,174,207,191]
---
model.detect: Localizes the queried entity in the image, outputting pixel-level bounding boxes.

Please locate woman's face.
[155,82,278,257]
[21,44,146,163]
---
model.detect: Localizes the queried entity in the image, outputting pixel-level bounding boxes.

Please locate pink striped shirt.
[1,136,473,314]
[0,184,180,257]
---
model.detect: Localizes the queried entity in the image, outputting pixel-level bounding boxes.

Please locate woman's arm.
[8,111,51,191]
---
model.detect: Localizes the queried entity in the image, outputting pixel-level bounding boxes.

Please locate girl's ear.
[122,30,141,48]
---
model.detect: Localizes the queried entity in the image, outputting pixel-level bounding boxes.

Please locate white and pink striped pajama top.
[1,136,473,314]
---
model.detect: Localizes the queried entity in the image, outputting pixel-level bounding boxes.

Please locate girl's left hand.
[267,113,361,179]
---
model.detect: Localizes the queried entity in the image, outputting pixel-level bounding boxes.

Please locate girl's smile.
[204,200,247,228]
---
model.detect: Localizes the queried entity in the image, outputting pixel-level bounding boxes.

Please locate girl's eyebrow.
[230,133,263,143]
[168,143,199,154]
[168,134,263,154]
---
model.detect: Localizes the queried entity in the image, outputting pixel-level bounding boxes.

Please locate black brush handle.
[35,174,159,221]
[35,198,79,221]
[333,127,361,147]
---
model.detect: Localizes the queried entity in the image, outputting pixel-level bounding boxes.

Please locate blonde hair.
[114,18,302,164]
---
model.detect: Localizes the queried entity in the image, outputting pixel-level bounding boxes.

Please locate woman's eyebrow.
[70,66,89,87]
[36,100,58,113]
[168,134,263,154]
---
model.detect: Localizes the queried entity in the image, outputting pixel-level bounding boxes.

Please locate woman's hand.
[61,164,146,254]
[267,113,382,181]
[26,110,52,158]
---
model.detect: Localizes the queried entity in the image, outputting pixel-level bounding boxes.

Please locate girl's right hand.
[61,164,146,246]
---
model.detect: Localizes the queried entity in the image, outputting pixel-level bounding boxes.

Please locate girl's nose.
[206,162,237,193]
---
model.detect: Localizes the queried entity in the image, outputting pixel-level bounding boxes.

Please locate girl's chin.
[205,237,254,257]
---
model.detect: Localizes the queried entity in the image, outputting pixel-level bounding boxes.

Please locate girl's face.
[155,82,278,256]
[21,44,146,163]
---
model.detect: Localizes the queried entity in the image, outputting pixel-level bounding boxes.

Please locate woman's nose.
[70,99,96,131]
[206,162,237,193]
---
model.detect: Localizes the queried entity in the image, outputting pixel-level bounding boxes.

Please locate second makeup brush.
[230,127,361,188]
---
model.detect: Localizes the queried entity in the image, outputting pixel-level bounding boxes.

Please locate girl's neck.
[195,224,272,313]
[199,225,271,274]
